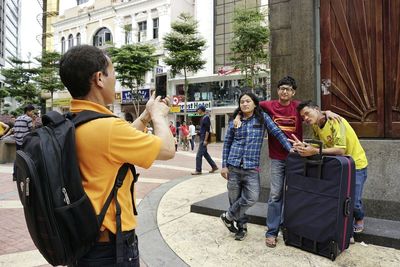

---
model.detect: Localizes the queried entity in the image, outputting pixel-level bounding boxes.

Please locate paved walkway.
[1,143,400,266]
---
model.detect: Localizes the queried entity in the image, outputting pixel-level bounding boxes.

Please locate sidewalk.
[1,143,400,266]
[138,173,400,267]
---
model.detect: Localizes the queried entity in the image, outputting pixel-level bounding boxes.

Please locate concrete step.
[190,192,400,249]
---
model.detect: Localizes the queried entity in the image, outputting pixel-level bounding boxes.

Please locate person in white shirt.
[188,121,196,151]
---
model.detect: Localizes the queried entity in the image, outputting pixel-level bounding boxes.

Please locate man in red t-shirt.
[262,76,339,248]
[262,76,302,248]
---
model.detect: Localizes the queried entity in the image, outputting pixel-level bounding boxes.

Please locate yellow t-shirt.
[312,118,368,170]
[71,99,162,233]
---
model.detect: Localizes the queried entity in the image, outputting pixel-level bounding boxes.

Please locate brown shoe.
[209,167,219,173]
[191,171,202,175]
[265,236,277,248]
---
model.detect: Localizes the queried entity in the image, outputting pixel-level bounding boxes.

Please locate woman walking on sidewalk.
[220,92,292,241]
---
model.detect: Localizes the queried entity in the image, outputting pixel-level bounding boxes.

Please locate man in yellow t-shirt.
[59,45,175,266]
[290,100,368,238]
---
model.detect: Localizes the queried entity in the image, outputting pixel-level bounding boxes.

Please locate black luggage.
[282,140,355,261]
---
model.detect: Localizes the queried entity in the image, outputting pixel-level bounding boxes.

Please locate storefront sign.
[115,92,122,103]
[121,89,150,104]
[170,106,181,113]
[178,101,211,112]
[52,98,71,107]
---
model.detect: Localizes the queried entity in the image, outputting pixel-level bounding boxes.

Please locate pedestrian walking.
[59,45,175,266]
[188,121,196,151]
[220,92,292,241]
[191,105,218,175]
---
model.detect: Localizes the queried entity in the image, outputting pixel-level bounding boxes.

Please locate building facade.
[169,0,269,141]
[51,0,270,142]
[0,0,19,69]
[52,0,194,115]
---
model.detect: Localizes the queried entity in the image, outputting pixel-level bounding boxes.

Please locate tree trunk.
[184,68,188,122]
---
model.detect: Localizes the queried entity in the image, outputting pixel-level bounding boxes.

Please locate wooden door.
[320,0,386,137]
[383,0,400,137]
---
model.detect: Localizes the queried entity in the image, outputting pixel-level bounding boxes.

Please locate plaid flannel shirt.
[222,112,292,169]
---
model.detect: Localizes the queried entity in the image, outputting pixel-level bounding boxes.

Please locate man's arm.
[132,109,151,132]
[203,116,211,145]
[146,94,175,160]
[263,112,292,152]
[221,121,234,179]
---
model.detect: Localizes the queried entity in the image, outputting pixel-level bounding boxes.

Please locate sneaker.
[354,221,364,233]
[191,171,202,175]
[235,227,248,241]
[209,167,219,173]
[220,212,238,233]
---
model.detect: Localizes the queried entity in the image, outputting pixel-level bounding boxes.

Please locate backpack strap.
[42,111,67,126]
[97,163,137,264]
[69,110,117,127]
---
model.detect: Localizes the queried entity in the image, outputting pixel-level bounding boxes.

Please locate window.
[93,27,113,47]
[68,34,74,49]
[153,18,159,39]
[61,37,65,53]
[138,21,147,42]
[76,33,81,45]
[124,24,132,44]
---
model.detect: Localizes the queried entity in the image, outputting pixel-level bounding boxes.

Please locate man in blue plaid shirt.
[220,92,292,241]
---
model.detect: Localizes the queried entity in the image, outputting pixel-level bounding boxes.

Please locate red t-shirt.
[260,100,303,160]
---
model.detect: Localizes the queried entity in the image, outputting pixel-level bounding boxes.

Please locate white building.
[52,0,195,116]
[52,0,269,141]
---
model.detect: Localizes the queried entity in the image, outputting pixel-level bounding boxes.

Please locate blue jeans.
[354,167,367,221]
[189,137,195,151]
[195,141,217,172]
[227,166,260,228]
[266,159,286,238]
[74,231,139,267]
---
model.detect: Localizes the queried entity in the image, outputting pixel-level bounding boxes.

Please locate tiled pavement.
[0,143,223,266]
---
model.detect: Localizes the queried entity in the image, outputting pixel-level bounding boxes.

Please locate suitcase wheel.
[330,241,338,261]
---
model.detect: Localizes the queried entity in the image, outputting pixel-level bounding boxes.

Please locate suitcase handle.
[344,197,352,216]
[302,139,323,179]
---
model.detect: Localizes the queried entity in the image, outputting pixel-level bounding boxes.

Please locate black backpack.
[14,110,138,266]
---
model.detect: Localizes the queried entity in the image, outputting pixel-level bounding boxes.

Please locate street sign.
[121,89,150,104]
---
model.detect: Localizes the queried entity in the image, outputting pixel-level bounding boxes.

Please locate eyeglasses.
[278,86,294,92]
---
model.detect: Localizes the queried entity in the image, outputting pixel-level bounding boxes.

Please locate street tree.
[230,8,269,90]
[0,87,10,113]
[33,51,64,110]
[0,57,40,108]
[163,13,206,120]
[108,44,157,117]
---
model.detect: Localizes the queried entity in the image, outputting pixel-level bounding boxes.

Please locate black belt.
[98,229,136,243]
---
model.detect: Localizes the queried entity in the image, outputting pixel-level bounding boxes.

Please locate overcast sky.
[19,1,43,63]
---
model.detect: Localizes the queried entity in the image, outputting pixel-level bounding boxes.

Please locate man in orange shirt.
[59,45,175,266]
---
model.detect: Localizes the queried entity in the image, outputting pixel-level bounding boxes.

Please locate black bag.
[14,110,138,266]
[282,140,355,261]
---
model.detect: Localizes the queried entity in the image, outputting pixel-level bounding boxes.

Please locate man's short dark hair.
[24,104,35,113]
[277,76,297,90]
[196,105,206,112]
[297,100,319,113]
[59,45,109,98]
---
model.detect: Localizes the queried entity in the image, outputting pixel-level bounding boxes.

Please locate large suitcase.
[282,140,355,261]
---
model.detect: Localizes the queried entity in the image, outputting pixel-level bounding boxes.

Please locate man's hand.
[203,140,208,146]
[323,110,342,122]
[233,114,242,128]
[146,92,171,119]
[288,134,317,157]
[221,167,229,180]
